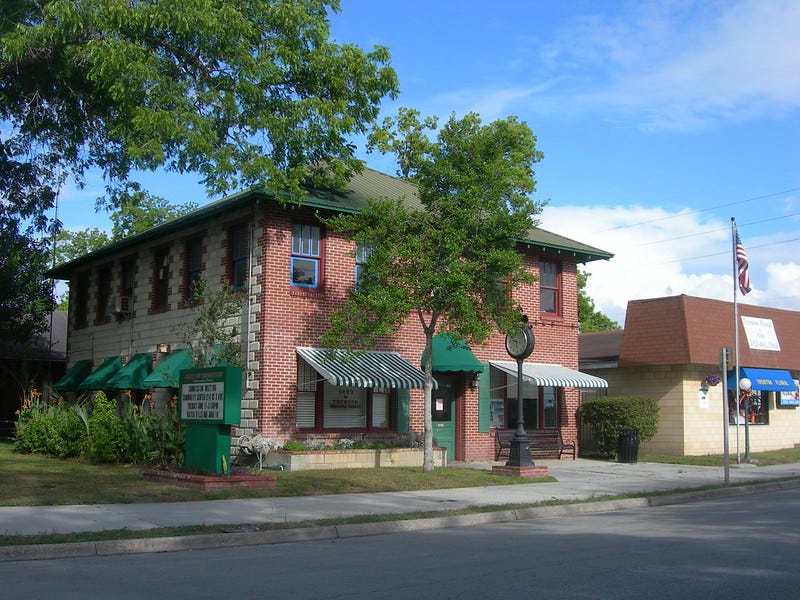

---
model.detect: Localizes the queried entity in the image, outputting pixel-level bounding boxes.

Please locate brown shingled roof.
[579,331,623,361]
[618,295,800,369]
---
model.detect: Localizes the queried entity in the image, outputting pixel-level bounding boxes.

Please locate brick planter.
[142,469,277,491]
[264,447,447,472]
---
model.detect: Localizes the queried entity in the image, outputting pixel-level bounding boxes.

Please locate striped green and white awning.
[297,347,432,389]
[490,361,608,388]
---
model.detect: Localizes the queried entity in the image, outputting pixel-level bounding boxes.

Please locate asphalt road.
[3,487,798,599]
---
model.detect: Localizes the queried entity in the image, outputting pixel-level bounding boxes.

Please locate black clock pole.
[507,354,533,467]
[505,321,534,468]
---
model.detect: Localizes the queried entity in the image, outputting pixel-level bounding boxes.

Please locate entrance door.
[431,379,456,461]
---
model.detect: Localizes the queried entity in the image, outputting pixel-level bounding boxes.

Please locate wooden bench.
[494,428,576,460]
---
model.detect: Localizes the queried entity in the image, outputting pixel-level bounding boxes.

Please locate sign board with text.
[179,366,242,425]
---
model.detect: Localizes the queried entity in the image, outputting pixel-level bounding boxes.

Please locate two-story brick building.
[48,167,611,462]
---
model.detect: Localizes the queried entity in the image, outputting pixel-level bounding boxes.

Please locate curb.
[2,478,799,563]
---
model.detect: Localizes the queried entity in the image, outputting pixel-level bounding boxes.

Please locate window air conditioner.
[108,294,132,316]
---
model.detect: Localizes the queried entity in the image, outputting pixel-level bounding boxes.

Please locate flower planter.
[142,469,277,491]
[264,447,447,472]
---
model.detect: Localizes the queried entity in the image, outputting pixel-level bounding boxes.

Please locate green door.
[432,379,456,461]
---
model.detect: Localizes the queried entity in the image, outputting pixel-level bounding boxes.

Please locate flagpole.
[731,217,741,464]
[732,217,756,462]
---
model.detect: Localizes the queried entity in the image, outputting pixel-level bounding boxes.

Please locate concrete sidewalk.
[2,459,799,561]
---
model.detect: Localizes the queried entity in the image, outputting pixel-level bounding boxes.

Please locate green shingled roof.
[47,167,612,279]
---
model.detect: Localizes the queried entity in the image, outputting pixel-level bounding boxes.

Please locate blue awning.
[728,367,795,392]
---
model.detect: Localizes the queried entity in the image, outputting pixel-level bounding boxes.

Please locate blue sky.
[58,0,800,325]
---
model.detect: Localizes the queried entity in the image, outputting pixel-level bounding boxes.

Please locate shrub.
[49,404,87,458]
[85,391,126,463]
[120,403,158,464]
[578,396,660,457]
[14,394,87,458]
[14,397,54,455]
[281,440,308,451]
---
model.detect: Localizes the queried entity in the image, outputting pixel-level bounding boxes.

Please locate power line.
[596,187,800,233]
[619,236,800,271]
[614,211,800,250]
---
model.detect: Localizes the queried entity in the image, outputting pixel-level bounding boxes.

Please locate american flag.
[735,230,751,295]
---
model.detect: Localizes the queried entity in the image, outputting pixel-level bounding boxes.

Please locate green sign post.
[179,366,242,474]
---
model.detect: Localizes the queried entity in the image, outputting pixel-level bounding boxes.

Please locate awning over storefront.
[106,353,153,390]
[78,356,123,391]
[52,359,93,392]
[490,361,608,388]
[143,348,194,388]
[297,347,432,389]
[727,367,795,392]
[421,333,484,373]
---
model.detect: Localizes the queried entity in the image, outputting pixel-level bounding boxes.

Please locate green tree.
[0,0,399,224]
[0,219,54,343]
[110,185,198,240]
[322,109,545,472]
[175,278,245,370]
[54,228,112,267]
[577,269,620,332]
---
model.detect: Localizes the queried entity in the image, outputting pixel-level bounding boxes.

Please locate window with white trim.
[354,242,374,290]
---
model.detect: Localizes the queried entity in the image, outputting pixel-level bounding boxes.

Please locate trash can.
[616,427,640,463]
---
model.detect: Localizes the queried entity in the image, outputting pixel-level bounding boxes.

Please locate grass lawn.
[639,447,800,467]
[0,440,546,507]
[3,440,799,508]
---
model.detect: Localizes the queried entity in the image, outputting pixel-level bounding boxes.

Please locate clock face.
[505,327,534,359]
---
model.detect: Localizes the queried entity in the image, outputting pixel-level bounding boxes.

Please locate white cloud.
[589,0,800,128]
[540,204,800,325]
[447,0,800,130]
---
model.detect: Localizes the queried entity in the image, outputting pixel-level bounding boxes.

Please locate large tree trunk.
[422,329,435,473]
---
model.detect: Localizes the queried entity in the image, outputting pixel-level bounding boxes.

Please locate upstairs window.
[354,242,375,290]
[74,272,89,328]
[95,265,112,323]
[153,247,170,310]
[539,260,561,315]
[291,224,321,288]
[229,225,248,291]
[185,237,204,299]
[121,257,136,300]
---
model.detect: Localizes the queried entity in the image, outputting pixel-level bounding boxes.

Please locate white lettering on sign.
[181,381,225,420]
[741,316,781,351]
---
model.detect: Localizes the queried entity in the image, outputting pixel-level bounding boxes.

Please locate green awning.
[143,348,194,388]
[78,356,123,391]
[421,333,484,373]
[106,353,153,390]
[53,359,93,392]
[297,347,431,389]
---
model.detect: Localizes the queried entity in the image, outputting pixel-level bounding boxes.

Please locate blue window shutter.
[396,388,410,434]
[478,363,490,433]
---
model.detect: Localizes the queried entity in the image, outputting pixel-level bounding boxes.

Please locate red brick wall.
[251,207,583,460]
